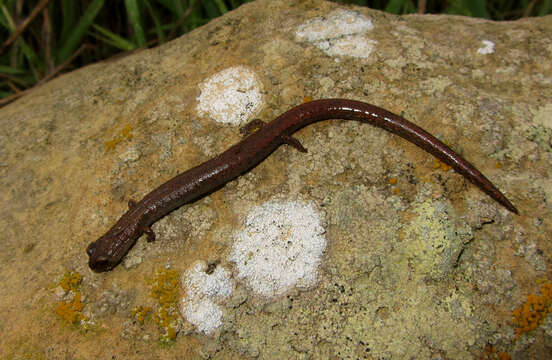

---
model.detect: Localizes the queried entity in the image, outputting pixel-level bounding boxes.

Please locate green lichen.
[526,103,552,151]
[525,125,552,151]
[401,200,472,280]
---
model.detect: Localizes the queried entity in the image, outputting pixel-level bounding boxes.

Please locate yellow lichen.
[105,123,133,152]
[150,268,180,342]
[131,305,152,325]
[512,282,552,340]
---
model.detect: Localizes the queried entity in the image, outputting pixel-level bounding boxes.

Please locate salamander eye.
[86,242,96,256]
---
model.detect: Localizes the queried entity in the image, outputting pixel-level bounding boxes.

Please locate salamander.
[86,99,518,272]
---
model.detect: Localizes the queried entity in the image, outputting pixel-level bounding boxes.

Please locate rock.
[0,0,550,359]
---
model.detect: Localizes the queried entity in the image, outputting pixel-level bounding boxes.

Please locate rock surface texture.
[1,0,551,359]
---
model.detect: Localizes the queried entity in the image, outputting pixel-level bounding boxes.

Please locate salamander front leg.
[240,119,265,136]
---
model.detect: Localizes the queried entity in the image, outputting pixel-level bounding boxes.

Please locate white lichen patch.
[196,66,263,125]
[477,39,495,55]
[229,200,326,298]
[295,9,376,58]
[180,261,233,335]
[182,299,223,335]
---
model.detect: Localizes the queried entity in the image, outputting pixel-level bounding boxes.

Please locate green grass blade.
[465,0,490,18]
[125,0,146,47]
[189,1,206,29]
[537,0,552,16]
[385,0,405,14]
[384,0,416,14]
[0,65,25,75]
[0,91,14,97]
[145,1,166,44]
[157,0,181,14]
[56,0,105,63]
[445,0,491,18]
[91,24,137,51]
[59,0,78,46]
[214,0,229,14]
[0,2,15,30]
[18,38,42,81]
[202,0,221,18]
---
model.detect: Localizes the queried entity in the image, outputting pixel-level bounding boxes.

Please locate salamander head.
[86,238,120,272]
[86,227,138,272]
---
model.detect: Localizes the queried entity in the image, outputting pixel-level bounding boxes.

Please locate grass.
[0,0,550,106]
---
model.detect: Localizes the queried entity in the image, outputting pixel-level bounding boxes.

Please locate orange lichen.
[104,138,121,152]
[433,158,452,171]
[55,271,90,327]
[105,123,133,152]
[121,124,133,139]
[58,271,82,292]
[388,177,400,194]
[56,293,85,324]
[512,282,552,340]
[479,344,510,360]
[150,268,180,342]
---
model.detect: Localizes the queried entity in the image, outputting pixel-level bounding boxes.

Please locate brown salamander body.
[86,99,518,272]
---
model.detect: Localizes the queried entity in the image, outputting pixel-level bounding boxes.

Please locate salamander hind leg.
[240,119,307,152]
[143,226,156,242]
[281,135,307,153]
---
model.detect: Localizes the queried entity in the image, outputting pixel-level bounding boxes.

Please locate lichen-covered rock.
[0,0,550,359]
[399,200,473,280]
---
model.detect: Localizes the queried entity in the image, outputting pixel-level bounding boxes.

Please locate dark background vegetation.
[1,0,550,106]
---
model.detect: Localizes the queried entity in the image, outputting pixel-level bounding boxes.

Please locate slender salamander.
[87,99,518,272]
